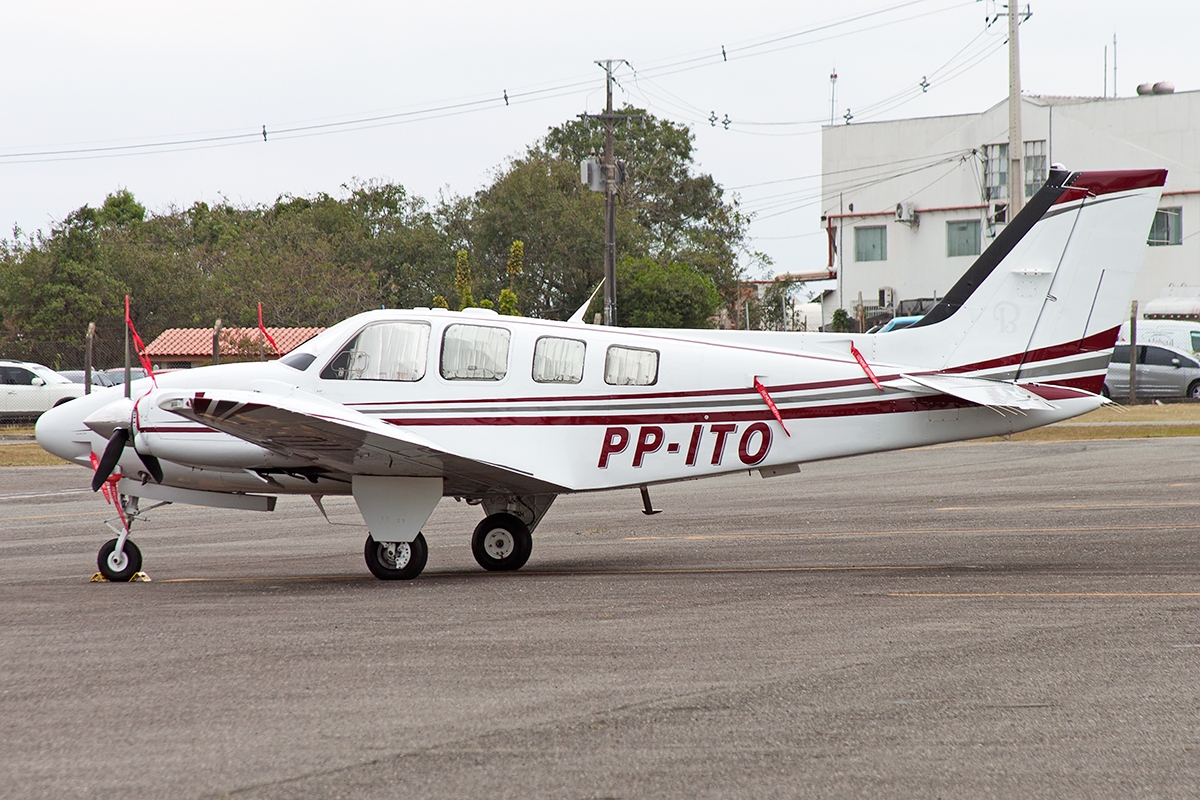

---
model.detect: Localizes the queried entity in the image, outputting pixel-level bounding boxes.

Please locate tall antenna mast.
[1112,33,1117,97]
[829,68,838,127]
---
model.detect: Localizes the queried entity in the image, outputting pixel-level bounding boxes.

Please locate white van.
[1116,320,1200,355]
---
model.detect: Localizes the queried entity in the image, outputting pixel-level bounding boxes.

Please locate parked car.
[100,367,150,386]
[0,361,85,419]
[1103,343,1200,399]
[876,315,923,333]
[58,369,118,388]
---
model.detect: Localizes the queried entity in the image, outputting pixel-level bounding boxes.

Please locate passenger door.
[1140,346,1185,397]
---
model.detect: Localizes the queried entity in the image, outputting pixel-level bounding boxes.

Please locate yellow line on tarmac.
[624,523,1200,541]
[890,592,1200,598]
[938,501,1200,512]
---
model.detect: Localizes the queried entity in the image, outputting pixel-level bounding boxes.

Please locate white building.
[819,89,1200,328]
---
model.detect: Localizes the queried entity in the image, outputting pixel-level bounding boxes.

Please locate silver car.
[1103,343,1200,400]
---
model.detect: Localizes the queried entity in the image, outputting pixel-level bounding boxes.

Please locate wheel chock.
[88,572,151,583]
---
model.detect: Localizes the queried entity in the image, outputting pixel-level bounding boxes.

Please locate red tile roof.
[145,327,325,358]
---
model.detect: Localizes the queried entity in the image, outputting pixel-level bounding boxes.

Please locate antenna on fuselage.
[568,278,606,324]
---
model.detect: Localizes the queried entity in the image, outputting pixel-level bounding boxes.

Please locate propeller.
[84,398,165,491]
[91,428,129,491]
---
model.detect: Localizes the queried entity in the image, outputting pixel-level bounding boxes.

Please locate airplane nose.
[35,398,95,466]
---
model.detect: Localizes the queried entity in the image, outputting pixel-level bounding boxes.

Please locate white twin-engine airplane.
[37,167,1166,582]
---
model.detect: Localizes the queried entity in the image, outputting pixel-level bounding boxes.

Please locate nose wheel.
[471,513,532,571]
[97,537,143,582]
[364,533,428,580]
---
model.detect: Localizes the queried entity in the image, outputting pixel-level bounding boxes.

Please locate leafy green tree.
[589,257,720,328]
[830,308,851,333]
[454,249,474,310]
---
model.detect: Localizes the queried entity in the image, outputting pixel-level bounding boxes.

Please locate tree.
[466,108,750,321]
[589,257,721,328]
[454,249,474,310]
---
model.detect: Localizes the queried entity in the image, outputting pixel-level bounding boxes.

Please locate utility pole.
[1007,2,1025,216]
[578,60,635,326]
[603,60,617,327]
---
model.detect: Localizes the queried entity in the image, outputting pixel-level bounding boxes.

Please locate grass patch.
[996,425,1200,442]
[0,444,71,467]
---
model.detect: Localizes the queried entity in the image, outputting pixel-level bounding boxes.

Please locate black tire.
[97,538,142,582]
[1189,381,1200,400]
[1101,384,1112,399]
[471,513,532,572]
[364,533,427,580]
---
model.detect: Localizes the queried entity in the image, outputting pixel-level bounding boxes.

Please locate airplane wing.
[896,373,1060,411]
[156,389,567,496]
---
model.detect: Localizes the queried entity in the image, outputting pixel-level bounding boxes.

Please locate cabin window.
[321,322,430,381]
[441,324,510,380]
[1148,208,1182,246]
[604,345,658,386]
[854,226,886,262]
[946,220,981,257]
[532,337,585,384]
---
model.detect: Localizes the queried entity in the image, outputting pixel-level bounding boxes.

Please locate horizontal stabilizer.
[899,373,1059,411]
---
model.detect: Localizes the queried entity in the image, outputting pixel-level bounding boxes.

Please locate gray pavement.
[2,438,1199,798]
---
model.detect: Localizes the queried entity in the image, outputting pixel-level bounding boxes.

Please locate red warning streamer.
[753,377,791,437]
[88,451,125,534]
[125,295,157,385]
[258,302,281,355]
[849,340,883,392]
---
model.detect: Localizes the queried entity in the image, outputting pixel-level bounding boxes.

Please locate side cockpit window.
[604,345,658,386]
[533,337,585,384]
[321,322,430,381]
[441,324,510,380]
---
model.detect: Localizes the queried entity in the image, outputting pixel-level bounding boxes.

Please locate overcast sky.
[3,0,1197,280]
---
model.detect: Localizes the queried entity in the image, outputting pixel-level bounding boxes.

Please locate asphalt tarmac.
[2,437,1200,799]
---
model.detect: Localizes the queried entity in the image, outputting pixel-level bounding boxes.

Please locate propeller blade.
[91,428,129,492]
[137,452,164,484]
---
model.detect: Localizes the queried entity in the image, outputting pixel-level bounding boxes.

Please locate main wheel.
[97,538,142,582]
[1188,381,1200,400]
[364,533,428,580]
[1101,384,1112,399]
[471,513,532,572]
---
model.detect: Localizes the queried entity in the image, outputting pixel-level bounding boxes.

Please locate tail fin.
[874,167,1166,392]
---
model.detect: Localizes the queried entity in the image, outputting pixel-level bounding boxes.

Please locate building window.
[983,143,1008,203]
[1148,207,1183,246]
[605,346,658,386]
[854,226,887,262]
[532,337,585,384]
[440,324,510,380]
[947,220,981,257]
[1024,140,1047,197]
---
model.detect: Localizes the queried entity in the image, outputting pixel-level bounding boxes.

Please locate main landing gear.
[471,513,532,572]
[363,533,428,580]
[360,494,556,581]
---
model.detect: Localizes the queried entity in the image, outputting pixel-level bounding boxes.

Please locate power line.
[0,0,978,165]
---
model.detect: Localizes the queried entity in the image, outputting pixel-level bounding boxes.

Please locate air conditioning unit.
[879,286,894,309]
[895,201,918,226]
